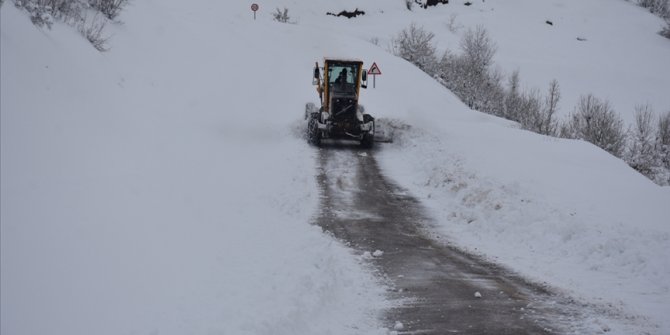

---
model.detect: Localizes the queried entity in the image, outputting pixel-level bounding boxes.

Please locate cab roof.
[324,57,363,64]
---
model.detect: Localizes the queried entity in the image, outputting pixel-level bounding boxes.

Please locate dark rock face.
[424,0,449,9]
[326,8,366,18]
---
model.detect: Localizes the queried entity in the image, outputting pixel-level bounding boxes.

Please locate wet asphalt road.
[314,144,579,334]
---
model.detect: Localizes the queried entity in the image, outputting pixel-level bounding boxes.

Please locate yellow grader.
[305,58,375,148]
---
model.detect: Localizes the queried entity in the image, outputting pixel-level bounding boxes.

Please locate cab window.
[328,63,358,92]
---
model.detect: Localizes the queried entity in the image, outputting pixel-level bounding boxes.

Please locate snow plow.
[305,58,375,148]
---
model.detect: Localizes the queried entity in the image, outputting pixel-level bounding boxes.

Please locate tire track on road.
[314,145,580,334]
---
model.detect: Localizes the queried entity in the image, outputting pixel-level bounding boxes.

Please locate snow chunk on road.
[362,250,384,259]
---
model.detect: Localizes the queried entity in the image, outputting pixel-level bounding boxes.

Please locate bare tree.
[88,0,128,20]
[483,68,506,117]
[460,25,496,73]
[626,105,660,178]
[15,0,128,50]
[272,7,292,23]
[661,20,670,38]
[78,12,110,51]
[540,79,561,136]
[659,111,670,169]
[459,26,497,110]
[391,23,438,75]
[562,94,626,157]
[503,70,522,121]
[517,89,544,132]
[638,0,669,18]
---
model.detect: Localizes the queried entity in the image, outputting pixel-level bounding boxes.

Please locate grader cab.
[305,58,375,148]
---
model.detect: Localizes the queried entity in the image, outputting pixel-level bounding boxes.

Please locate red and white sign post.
[251,3,259,20]
[367,62,382,88]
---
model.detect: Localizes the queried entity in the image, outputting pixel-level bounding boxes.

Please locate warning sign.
[368,62,382,75]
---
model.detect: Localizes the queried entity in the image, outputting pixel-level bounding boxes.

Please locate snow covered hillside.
[277,0,670,124]
[1,2,391,334]
[2,0,670,334]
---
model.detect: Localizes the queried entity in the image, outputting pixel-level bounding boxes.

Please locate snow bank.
[1,3,388,334]
[377,118,670,332]
[338,39,670,331]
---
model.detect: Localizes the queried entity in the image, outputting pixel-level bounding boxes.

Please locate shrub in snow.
[639,0,670,37]
[393,24,505,115]
[659,111,670,156]
[88,0,128,21]
[625,105,662,179]
[460,26,497,69]
[272,7,293,23]
[458,25,497,100]
[13,0,127,51]
[658,111,670,178]
[638,0,669,18]
[15,0,91,23]
[516,89,544,132]
[451,25,498,110]
[561,94,626,158]
[86,0,126,21]
[517,80,560,136]
[661,20,670,38]
[436,26,504,114]
[78,12,110,51]
[503,69,523,120]
[392,22,665,186]
[435,28,563,128]
[14,0,54,28]
[391,23,439,76]
[542,79,561,136]
[482,68,506,117]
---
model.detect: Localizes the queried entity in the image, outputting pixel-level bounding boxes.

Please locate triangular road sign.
[368,62,382,75]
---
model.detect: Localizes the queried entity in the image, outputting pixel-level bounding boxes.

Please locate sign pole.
[367,62,382,89]
[251,3,259,20]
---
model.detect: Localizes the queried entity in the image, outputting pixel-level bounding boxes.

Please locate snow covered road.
[314,144,585,334]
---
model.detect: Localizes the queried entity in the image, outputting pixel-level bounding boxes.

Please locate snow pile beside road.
[1,3,388,335]
[376,118,670,333]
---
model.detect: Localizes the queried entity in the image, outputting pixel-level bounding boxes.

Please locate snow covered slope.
[2,0,669,334]
[278,0,670,124]
[1,3,390,334]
